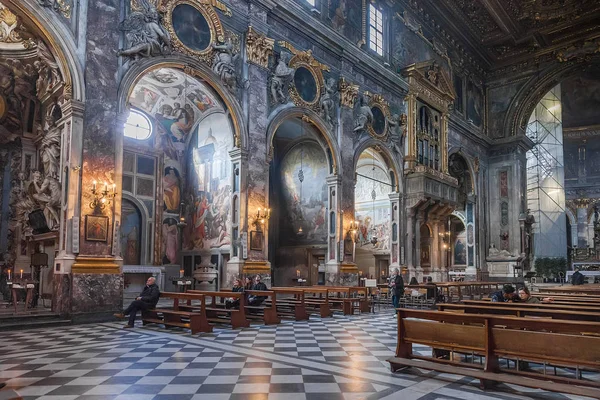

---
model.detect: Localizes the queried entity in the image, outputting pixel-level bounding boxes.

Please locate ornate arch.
[265,107,341,175]
[353,138,403,194]
[117,58,248,150]
[504,61,599,138]
[447,147,477,196]
[8,0,85,101]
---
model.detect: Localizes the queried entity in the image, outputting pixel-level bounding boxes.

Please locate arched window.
[124,109,152,140]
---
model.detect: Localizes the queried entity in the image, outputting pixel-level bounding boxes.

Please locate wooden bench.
[187,290,250,329]
[142,292,213,334]
[269,288,309,321]
[285,287,332,318]
[388,309,600,397]
[462,299,600,312]
[244,290,281,325]
[437,303,600,322]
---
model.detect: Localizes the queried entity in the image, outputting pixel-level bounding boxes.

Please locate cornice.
[448,116,492,149]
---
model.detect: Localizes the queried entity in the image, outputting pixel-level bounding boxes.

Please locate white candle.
[20,269,23,279]
[92,180,97,191]
[103,182,108,193]
[7,270,10,280]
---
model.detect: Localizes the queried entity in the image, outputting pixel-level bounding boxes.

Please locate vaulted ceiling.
[405,0,600,71]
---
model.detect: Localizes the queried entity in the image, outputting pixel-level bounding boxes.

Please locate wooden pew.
[287,287,332,318]
[269,288,309,321]
[142,292,213,334]
[462,299,600,312]
[187,290,250,329]
[244,290,281,325]
[437,303,600,322]
[543,286,600,295]
[388,309,600,397]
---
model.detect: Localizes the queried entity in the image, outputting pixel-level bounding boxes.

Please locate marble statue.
[353,94,373,132]
[31,170,61,230]
[211,38,239,91]
[319,77,337,125]
[34,41,62,98]
[387,113,405,153]
[40,117,61,179]
[270,51,294,104]
[117,0,171,60]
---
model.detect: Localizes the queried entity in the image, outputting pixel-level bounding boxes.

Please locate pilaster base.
[225,258,245,288]
[243,260,272,288]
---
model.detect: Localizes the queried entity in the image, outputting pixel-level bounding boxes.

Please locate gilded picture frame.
[367,93,390,140]
[85,215,109,242]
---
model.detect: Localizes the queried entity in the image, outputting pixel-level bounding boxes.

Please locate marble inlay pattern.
[71,273,123,313]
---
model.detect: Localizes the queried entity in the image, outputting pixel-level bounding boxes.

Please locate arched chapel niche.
[269,117,335,286]
[123,66,238,289]
[354,148,395,282]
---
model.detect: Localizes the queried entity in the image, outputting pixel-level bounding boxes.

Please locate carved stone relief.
[319,77,338,126]
[118,0,171,60]
[270,51,294,104]
[338,77,358,108]
[246,27,274,69]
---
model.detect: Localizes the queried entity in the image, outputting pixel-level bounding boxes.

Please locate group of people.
[114,275,269,328]
[490,284,553,303]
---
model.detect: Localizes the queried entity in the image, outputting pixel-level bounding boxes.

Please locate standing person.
[248,275,267,306]
[114,277,160,328]
[389,268,404,313]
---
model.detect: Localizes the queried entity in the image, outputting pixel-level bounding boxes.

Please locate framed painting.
[85,215,109,242]
[250,230,263,251]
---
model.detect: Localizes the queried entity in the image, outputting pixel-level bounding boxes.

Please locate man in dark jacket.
[115,276,160,328]
[248,275,267,306]
[571,268,585,285]
[490,284,519,302]
[389,268,404,312]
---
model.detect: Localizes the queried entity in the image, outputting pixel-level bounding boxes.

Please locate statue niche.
[117,0,171,60]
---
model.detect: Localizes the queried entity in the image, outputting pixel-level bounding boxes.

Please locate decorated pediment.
[402,60,455,112]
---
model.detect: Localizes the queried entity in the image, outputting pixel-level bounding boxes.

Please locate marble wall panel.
[71,273,123,313]
[52,273,72,317]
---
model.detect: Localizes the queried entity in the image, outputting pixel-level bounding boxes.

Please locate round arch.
[448,147,477,196]
[117,57,248,151]
[353,138,403,193]
[266,107,341,175]
[504,60,600,138]
[10,0,85,101]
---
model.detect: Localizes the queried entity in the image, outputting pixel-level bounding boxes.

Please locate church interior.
[1,0,600,398]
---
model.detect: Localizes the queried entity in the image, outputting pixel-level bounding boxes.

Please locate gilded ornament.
[246,27,274,69]
[338,77,358,108]
[366,94,390,140]
[38,0,71,19]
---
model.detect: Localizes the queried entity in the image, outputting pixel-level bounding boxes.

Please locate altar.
[122,265,171,302]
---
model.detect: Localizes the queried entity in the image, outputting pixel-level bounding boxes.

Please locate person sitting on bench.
[248,275,267,306]
[490,284,519,302]
[226,278,244,309]
[571,268,585,285]
[114,276,160,328]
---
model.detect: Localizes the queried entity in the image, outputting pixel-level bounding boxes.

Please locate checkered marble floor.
[0,310,596,400]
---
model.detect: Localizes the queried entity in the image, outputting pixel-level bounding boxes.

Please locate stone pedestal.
[486,259,519,280]
[243,260,272,288]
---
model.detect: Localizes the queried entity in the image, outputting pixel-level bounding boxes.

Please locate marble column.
[326,175,347,285]
[415,213,423,281]
[431,219,441,282]
[226,148,248,288]
[406,209,415,278]
[389,193,401,271]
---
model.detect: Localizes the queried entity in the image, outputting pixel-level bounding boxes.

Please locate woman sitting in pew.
[225,278,245,309]
[518,286,554,303]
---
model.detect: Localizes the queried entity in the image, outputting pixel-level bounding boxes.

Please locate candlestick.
[103,182,108,193]
[112,183,116,195]
[92,180,97,192]
[20,269,23,279]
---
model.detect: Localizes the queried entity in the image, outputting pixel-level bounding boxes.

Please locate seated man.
[114,276,160,328]
[424,276,437,302]
[248,275,267,306]
[571,268,585,285]
[490,284,519,302]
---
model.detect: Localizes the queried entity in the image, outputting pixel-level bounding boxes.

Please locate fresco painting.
[467,80,483,127]
[279,141,329,245]
[183,112,233,252]
[121,199,142,265]
[163,166,181,213]
[561,67,600,128]
[162,217,179,265]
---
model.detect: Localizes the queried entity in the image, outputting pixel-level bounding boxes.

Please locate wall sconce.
[90,181,116,212]
[255,207,271,225]
[177,202,187,228]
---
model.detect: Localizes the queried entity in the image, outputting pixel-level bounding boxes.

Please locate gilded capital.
[246,26,274,69]
[339,77,359,108]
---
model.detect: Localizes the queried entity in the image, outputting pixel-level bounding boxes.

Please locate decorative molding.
[338,77,358,108]
[72,257,121,274]
[366,92,391,140]
[245,26,274,69]
[556,38,600,63]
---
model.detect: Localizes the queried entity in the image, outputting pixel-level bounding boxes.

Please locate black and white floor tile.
[0,310,596,400]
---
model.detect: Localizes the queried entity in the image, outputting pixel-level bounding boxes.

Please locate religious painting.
[454,75,463,113]
[561,66,600,128]
[453,237,466,265]
[499,170,508,198]
[188,88,215,112]
[163,166,181,213]
[155,102,196,144]
[120,201,141,264]
[354,151,392,251]
[501,201,509,226]
[328,0,346,34]
[293,67,318,104]
[250,230,263,251]
[467,223,475,246]
[129,87,159,114]
[421,245,430,265]
[161,217,179,265]
[371,106,386,136]
[183,112,233,252]
[488,84,518,138]
[466,80,483,127]
[279,141,328,245]
[85,215,109,242]
[171,3,212,53]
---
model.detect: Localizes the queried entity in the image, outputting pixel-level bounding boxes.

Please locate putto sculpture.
[117,0,171,60]
[353,93,373,132]
[211,38,239,91]
[319,77,338,125]
[270,51,294,104]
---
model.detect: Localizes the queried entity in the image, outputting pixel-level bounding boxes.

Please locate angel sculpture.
[212,38,239,91]
[320,77,337,125]
[387,113,405,154]
[117,0,171,60]
[353,94,373,132]
[270,51,294,104]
